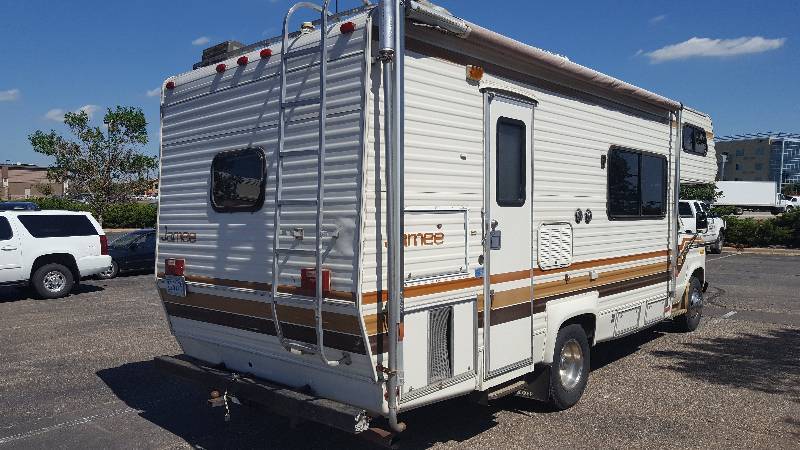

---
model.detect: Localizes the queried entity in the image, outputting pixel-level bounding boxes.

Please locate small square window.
[211,147,267,212]
[682,124,708,156]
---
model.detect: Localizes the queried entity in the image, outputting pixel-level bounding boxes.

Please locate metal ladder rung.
[275,247,317,256]
[278,199,318,207]
[279,149,319,158]
[284,46,322,59]
[281,98,321,109]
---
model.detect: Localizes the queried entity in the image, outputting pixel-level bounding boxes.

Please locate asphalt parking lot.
[1,252,798,449]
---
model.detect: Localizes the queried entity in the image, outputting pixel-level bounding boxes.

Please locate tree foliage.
[680,183,720,203]
[28,106,157,222]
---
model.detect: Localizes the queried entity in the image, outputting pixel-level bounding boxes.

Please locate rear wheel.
[96,260,119,279]
[31,263,75,299]
[548,324,590,410]
[676,276,703,332]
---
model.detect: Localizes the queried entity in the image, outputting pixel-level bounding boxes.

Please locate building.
[715,133,800,192]
[0,162,67,200]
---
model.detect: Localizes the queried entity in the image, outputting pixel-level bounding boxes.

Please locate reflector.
[237,55,248,66]
[260,48,273,58]
[215,63,226,73]
[340,21,356,33]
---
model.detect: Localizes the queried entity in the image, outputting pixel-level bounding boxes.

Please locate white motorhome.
[154,1,713,440]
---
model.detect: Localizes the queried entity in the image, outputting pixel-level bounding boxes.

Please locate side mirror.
[696,211,708,231]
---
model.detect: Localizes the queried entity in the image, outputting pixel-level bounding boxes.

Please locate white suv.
[0,210,112,298]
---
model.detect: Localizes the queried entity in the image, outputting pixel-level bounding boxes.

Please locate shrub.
[29,197,92,212]
[28,197,156,229]
[724,209,799,248]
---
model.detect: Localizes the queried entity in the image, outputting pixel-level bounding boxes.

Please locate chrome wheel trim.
[100,262,116,278]
[558,338,584,390]
[689,287,703,319]
[43,270,66,293]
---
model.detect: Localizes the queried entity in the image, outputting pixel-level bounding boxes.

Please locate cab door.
[483,93,535,378]
[0,217,24,282]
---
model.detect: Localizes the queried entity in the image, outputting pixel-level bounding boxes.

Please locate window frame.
[210,147,267,213]
[495,116,527,207]
[606,146,668,221]
[682,123,708,156]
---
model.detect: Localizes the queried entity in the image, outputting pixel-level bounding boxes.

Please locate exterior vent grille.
[428,306,453,384]
[537,222,573,270]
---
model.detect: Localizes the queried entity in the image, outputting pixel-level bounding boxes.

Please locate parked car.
[0,202,41,211]
[0,210,111,298]
[679,200,725,254]
[96,229,156,279]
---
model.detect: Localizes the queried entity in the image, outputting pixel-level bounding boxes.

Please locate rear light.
[215,63,226,73]
[300,268,330,293]
[259,48,273,58]
[165,258,185,276]
[340,21,356,34]
[100,235,108,255]
[237,55,248,66]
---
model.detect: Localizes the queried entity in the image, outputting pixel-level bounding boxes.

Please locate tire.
[548,324,590,410]
[710,230,724,254]
[31,263,75,299]
[676,276,703,332]
[96,260,119,279]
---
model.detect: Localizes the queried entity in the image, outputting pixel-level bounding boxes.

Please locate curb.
[722,246,800,256]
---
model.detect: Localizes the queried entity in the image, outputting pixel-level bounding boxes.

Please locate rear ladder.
[270,0,346,367]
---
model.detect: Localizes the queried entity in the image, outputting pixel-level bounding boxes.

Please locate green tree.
[28,106,157,223]
[680,183,720,203]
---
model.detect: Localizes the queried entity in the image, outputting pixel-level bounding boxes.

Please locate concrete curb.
[722,246,800,256]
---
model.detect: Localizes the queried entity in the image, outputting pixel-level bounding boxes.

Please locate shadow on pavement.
[650,327,800,399]
[0,282,104,303]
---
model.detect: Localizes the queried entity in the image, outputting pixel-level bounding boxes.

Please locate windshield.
[111,232,144,247]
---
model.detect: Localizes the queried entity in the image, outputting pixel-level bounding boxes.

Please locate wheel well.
[31,254,79,281]
[691,267,705,285]
[561,313,596,344]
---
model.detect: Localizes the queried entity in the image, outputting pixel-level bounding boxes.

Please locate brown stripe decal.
[156,273,356,302]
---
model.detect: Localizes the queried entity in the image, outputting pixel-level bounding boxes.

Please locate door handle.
[490,219,499,230]
[1,246,17,251]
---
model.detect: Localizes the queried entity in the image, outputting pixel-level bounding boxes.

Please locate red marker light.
[215,63,226,73]
[237,55,248,66]
[259,48,273,58]
[165,81,175,90]
[340,21,356,34]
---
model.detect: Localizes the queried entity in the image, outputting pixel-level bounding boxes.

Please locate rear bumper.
[154,355,370,434]
[77,255,112,277]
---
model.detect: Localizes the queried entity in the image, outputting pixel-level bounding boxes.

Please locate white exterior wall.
[681,107,717,184]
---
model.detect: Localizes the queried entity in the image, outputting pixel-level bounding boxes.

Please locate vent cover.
[537,222,573,270]
[428,306,453,384]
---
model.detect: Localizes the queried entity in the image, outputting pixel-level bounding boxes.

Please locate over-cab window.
[607,147,667,219]
[682,124,708,156]
[211,147,267,212]
[496,117,526,207]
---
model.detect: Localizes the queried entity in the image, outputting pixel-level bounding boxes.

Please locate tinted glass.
[496,118,526,207]
[609,149,640,216]
[683,124,708,156]
[211,147,266,212]
[641,155,666,216]
[679,202,693,217]
[142,232,156,250]
[0,217,11,240]
[18,215,97,238]
[682,125,694,152]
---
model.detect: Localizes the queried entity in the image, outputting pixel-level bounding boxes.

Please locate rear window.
[211,147,267,212]
[679,202,693,218]
[17,215,97,238]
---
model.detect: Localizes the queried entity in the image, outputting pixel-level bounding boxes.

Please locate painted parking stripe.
[721,311,738,319]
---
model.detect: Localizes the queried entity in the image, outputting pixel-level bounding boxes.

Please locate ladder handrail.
[271,0,345,367]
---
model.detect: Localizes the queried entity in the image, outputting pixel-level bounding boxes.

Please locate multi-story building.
[1,162,67,200]
[715,133,800,193]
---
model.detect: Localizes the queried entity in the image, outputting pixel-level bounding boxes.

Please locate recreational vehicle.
[154,0,714,440]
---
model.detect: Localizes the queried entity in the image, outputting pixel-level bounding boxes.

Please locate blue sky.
[1,0,798,166]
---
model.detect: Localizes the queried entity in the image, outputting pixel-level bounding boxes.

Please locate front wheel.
[548,324,590,410]
[676,276,703,332]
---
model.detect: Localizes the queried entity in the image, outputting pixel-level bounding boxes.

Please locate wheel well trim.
[542,292,599,364]
[30,253,80,281]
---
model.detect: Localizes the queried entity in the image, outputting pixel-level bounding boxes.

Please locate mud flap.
[516,364,551,402]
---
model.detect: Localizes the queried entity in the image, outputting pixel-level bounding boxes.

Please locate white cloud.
[44,104,99,122]
[649,14,666,25]
[0,89,20,101]
[146,87,161,97]
[645,36,786,63]
[192,36,210,46]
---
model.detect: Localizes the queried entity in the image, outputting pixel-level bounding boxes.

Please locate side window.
[17,215,98,238]
[679,202,693,218]
[608,147,667,219]
[143,232,156,250]
[682,124,708,156]
[211,147,267,212]
[496,117,526,207]
[0,217,12,240]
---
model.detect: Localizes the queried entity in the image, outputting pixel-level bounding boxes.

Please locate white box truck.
[715,181,793,214]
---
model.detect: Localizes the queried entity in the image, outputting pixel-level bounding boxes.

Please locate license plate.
[165,275,186,297]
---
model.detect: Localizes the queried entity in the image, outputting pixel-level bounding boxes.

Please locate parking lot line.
[707,253,738,262]
[721,311,738,319]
